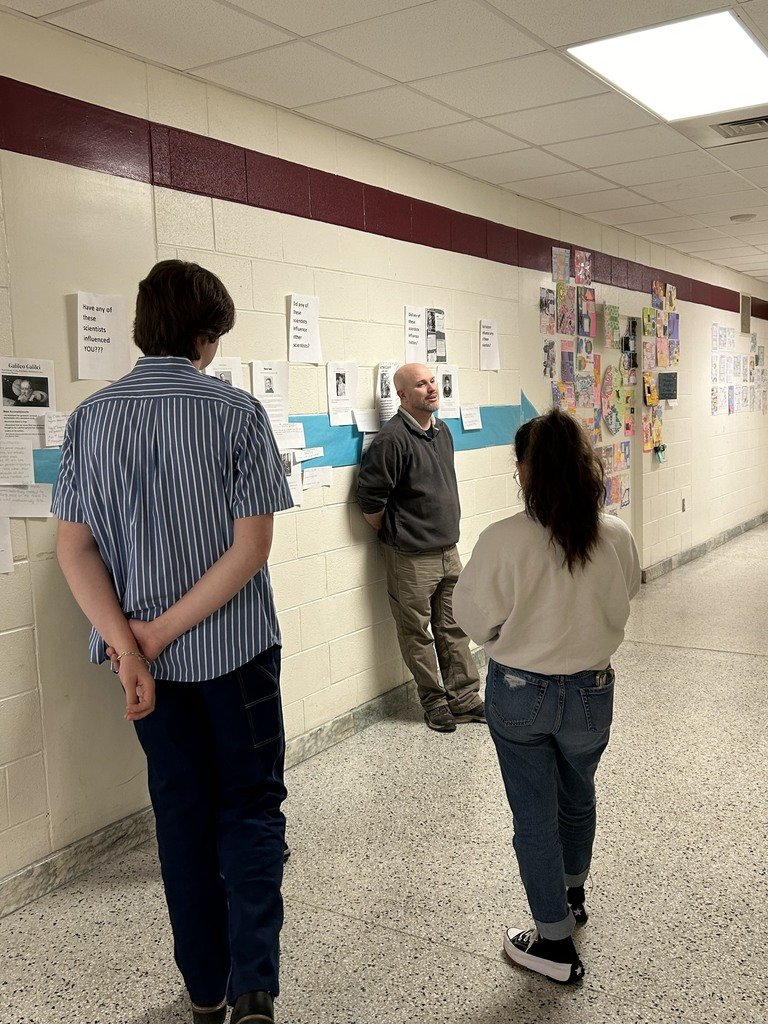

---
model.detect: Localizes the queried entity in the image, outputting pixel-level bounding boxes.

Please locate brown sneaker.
[424,705,457,732]
[452,700,486,723]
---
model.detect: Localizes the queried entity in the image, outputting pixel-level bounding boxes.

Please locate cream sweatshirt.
[454,512,641,675]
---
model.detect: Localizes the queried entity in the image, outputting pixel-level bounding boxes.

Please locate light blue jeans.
[485,659,615,940]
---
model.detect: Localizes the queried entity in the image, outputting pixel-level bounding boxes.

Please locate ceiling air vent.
[712,116,768,139]
[674,104,768,148]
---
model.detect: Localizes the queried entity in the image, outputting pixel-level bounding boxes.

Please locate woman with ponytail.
[454,408,640,985]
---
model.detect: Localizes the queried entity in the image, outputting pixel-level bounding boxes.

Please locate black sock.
[567,885,585,904]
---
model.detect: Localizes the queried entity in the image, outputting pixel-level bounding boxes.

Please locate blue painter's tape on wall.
[292,392,538,468]
[521,391,539,424]
[33,447,61,484]
[34,394,540,481]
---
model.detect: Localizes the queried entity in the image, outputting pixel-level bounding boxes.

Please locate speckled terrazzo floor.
[2,530,767,1024]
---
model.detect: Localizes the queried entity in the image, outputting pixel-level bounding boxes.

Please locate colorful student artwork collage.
[542,246,640,513]
[709,325,767,416]
[639,279,681,462]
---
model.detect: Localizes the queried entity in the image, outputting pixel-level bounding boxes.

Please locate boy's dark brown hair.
[515,408,605,574]
[133,260,235,360]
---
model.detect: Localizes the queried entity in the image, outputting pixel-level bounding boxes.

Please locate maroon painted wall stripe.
[0,75,761,321]
[0,76,150,183]
[246,151,310,218]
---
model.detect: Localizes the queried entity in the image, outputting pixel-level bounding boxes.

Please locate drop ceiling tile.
[728,270,768,280]
[612,215,706,235]
[712,138,768,170]
[729,270,768,280]
[589,203,673,226]
[314,0,542,82]
[380,120,526,162]
[742,0,768,36]
[679,235,763,253]
[645,227,731,245]
[667,190,768,215]
[196,41,389,106]
[722,255,768,267]
[739,166,768,187]
[545,125,696,168]
[634,173,755,203]
[47,0,292,70]
[667,236,739,253]
[722,230,768,244]
[484,93,657,146]
[483,0,729,48]
[694,206,768,227]
[689,246,767,259]
[504,170,616,200]
[551,188,650,215]
[297,86,464,137]
[413,52,607,118]
[449,148,575,183]
[223,0,422,35]
[7,0,84,13]
[594,151,726,187]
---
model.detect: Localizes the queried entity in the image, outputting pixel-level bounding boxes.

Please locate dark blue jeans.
[486,659,615,940]
[134,645,286,1007]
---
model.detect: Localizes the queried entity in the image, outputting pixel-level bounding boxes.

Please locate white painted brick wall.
[6,753,47,827]
[0,691,43,766]
[1,8,768,881]
[155,190,214,249]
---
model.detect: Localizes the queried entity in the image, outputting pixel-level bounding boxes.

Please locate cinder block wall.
[1,10,767,883]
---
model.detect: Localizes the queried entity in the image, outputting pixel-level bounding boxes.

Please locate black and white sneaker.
[503,926,584,984]
[567,885,588,925]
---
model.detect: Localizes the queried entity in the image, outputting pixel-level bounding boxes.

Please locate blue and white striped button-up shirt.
[52,356,293,682]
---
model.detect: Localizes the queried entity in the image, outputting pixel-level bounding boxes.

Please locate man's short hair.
[134,260,235,360]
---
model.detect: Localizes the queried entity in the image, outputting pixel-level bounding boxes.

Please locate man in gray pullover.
[356,363,483,732]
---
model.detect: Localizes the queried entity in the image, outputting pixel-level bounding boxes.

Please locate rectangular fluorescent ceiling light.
[568,12,768,121]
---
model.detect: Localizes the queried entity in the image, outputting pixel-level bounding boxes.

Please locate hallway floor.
[2,528,766,1023]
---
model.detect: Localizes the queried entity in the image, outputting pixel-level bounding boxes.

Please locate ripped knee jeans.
[484,659,615,939]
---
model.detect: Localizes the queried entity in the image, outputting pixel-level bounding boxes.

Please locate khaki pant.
[380,542,481,713]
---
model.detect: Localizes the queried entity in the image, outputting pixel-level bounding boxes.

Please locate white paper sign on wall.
[480,318,500,371]
[77,292,130,382]
[289,294,322,363]
[404,306,426,363]
[205,356,246,390]
[436,364,460,419]
[0,516,13,574]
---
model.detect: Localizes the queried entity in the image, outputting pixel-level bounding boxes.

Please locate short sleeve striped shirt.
[51,356,294,682]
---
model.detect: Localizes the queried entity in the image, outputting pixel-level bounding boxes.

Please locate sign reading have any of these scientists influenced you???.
[77,292,130,382]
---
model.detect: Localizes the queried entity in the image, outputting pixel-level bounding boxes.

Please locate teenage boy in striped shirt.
[53,261,292,1024]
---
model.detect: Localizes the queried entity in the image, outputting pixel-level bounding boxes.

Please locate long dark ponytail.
[514,409,605,573]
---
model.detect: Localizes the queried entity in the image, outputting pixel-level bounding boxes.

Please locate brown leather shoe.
[231,990,275,1023]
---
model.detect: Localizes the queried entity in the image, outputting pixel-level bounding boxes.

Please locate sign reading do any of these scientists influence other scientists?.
[289,294,322,364]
